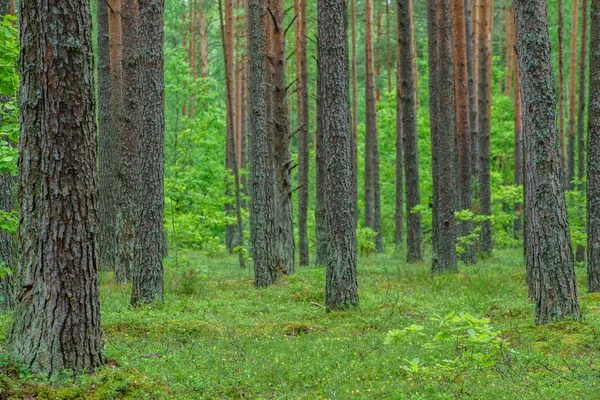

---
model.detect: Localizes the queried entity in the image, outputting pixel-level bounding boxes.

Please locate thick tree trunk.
[117,0,142,283]
[318,0,359,312]
[576,0,589,263]
[588,0,600,292]
[478,0,493,256]
[430,0,459,273]
[295,0,309,266]
[269,0,295,274]
[248,0,278,285]
[9,0,104,374]
[351,0,358,221]
[559,0,567,182]
[452,0,476,264]
[398,0,423,263]
[131,0,166,306]
[567,0,580,191]
[513,0,581,324]
[471,0,480,178]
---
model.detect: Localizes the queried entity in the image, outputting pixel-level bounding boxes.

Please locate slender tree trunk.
[395,29,404,250]
[199,2,208,77]
[376,6,382,101]
[452,0,476,264]
[513,18,523,238]
[318,0,359,312]
[386,0,392,94]
[189,0,198,115]
[559,0,567,183]
[219,0,246,271]
[587,0,600,292]
[567,0,580,190]
[295,0,309,266]
[430,0,459,273]
[131,0,166,305]
[513,0,581,324]
[351,0,358,221]
[225,0,236,253]
[398,0,423,262]
[503,4,514,97]
[117,0,142,283]
[268,0,295,274]
[9,0,104,374]
[471,0,480,178]
[248,0,278,286]
[478,0,493,256]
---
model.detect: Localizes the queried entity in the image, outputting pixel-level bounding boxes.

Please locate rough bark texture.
[430,0,459,273]
[576,0,589,263]
[513,0,581,324]
[567,0,580,190]
[452,0,476,264]
[118,0,141,283]
[130,0,166,306]
[269,0,295,274]
[513,54,523,238]
[248,0,278,285]
[465,0,479,182]
[394,22,403,250]
[295,0,309,267]
[559,0,567,181]
[318,0,359,312]
[588,0,600,292]
[9,0,104,375]
[351,0,358,220]
[478,0,493,256]
[316,39,328,268]
[398,0,423,263]
[471,0,480,178]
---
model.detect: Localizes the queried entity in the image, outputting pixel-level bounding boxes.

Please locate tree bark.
[386,0,392,94]
[471,0,480,178]
[248,0,278,285]
[430,0,459,273]
[295,0,309,266]
[199,2,208,77]
[452,0,476,264]
[478,0,493,256]
[9,0,104,374]
[513,0,581,324]
[567,0,580,190]
[318,0,359,312]
[225,0,236,253]
[559,0,567,183]
[588,0,600,292]
[398,0,423,263]
[351,0,358,221]
[513,29,523,238]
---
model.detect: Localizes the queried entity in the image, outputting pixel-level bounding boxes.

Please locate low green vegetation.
[1,249,599,399]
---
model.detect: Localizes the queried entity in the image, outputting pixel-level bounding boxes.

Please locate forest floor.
[1,249,600,399]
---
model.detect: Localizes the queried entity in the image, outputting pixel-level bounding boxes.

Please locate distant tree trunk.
[9,0,104,374]
[558,0,567,182]
[575,0,589,263]
[295,0,309,267]
[268,0,295,274]
[189,0,198,115]
[588,0,600,292]
[513,34,523,238]
[318,0,359,312]
[386,0,392,94]
[430,0,459,273]
[248,0,278,285]
[351,0,358,220]
[478,0,493,256]
[567,0,580,190]
[452,0,476,264]
[503,5,514,96]
[219,0,246,271]
[199,2,209,77]
[118,0,142,283]
[398,0,423,262]
[365,0,383,252]
[225,0,236,253]
[513,0,581,324]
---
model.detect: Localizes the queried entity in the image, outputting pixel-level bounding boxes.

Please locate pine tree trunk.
[386,0,392,94]
[503,5,514,96]
[575,0,588,263]
[478,0,493,256]
[199,3,208,77]
[376,6,382,101]
[513,34,523,238]
[9,0,104,374]
[398,0,423,263]
[225,0,236,253]
[351,0,358,221]
[567,0,580,190]
[248,0,278,285]
[471,0,480,178]
[268,0,295,274]
[452,0,476,264]
[118,0,142,283]
[587,0,600,292]
[430,0,459,273]
[513,0,581,324]
[559,0,567,183]
[318,0,359,312]
[295,0,309,266]
[395,28,404,250]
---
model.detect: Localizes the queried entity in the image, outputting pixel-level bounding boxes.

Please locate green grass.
[1,249,600,399]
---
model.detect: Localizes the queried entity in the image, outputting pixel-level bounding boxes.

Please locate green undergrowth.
[1,249,600,399]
